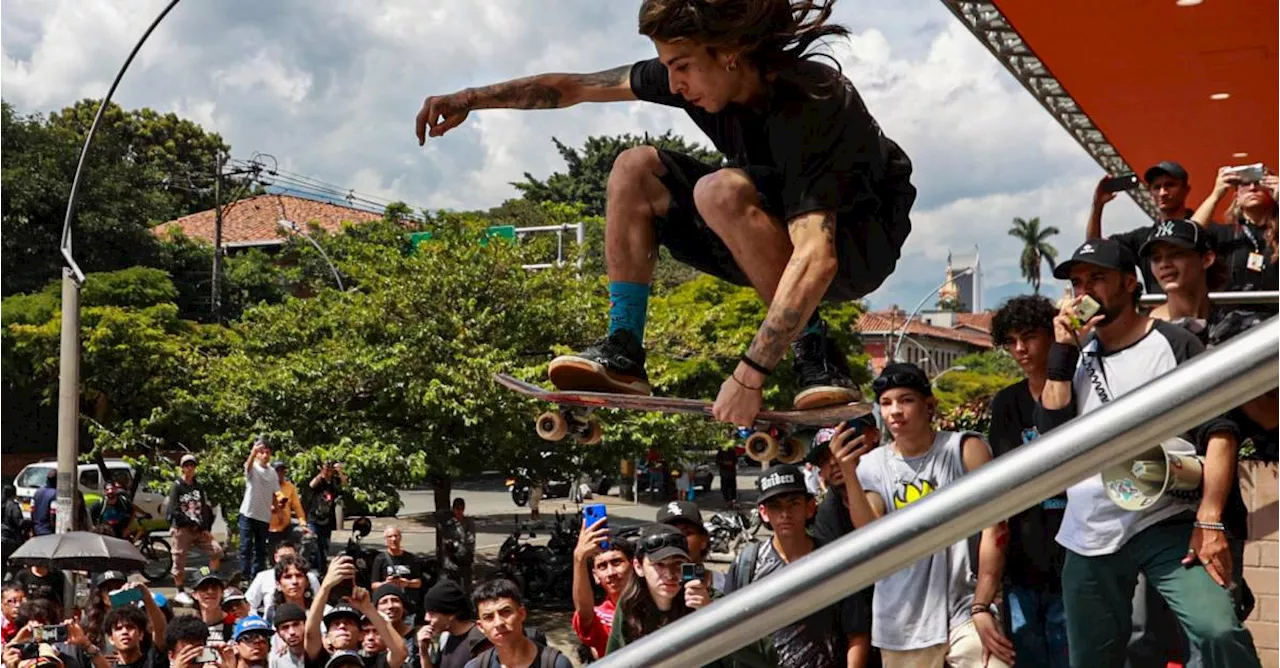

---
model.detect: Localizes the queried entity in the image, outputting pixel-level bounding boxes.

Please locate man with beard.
[414,581,484,668]
[1037,238,1260,668]
[570,517,634,660]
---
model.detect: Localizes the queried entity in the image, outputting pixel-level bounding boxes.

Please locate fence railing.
[596,317,1280,667]
[1139,290,1278,306]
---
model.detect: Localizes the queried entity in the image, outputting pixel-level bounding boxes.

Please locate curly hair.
[637,0,849,88]
[991,295,1057,346]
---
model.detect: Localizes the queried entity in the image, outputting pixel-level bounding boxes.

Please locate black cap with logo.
[755,464,811,504]
[1053,238,1138,280]
[1139,219,1210,256]
[1143,161,1189,185]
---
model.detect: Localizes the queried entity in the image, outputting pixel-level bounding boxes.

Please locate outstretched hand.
[416,92,472,145]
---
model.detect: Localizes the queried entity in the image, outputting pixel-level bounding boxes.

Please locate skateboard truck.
[535,406,603,445]
[740,426,809,465]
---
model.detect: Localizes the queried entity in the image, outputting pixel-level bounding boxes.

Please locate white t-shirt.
[1044,321,1203,556]
[240,462,280,521]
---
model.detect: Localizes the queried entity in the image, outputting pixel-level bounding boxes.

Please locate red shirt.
[571,599,616,658]
[2,614,17,644]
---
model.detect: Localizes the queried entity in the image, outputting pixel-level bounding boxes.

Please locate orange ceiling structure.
[978,0,1278,218]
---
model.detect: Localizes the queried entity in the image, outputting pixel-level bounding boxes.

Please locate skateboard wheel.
[777,437,807,465]
[579,420,603,446]
[535,412,569,441]
[745,431,779,463]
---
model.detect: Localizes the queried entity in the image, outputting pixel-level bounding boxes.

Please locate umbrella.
[9,532,148,573]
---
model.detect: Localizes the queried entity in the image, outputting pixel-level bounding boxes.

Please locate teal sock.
[802,311,823,337]
[608,281,650,343]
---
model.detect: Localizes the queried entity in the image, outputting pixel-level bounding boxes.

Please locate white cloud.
[1,0,1155,309]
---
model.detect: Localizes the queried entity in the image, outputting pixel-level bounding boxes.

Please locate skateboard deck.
[494,373,873,463]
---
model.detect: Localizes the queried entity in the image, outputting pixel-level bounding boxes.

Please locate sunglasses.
[872,372,929,396]
[639,531,688,556]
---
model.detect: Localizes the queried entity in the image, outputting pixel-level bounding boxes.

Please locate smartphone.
[1226,163,1265,184]
[108,586,144,608]
[328,578,354,605]
[583,504,609,550]
[197,647,222,664]
[1072,295,1102,328]
[1099,173,1140,193]
[34,624,68,643]
[681,562,705,583]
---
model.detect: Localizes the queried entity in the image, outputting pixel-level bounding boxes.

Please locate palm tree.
[1007,216,1060,293]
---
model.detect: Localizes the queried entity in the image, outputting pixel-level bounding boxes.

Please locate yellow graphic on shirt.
[892,480,937,509]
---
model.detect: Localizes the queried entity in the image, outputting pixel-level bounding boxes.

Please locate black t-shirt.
[988,380,1067,589]
[115,644,168,668]
[437,625,487,668]
[205,619,234,647]
[811,490,854,543]
[370,551,423,614]
[14,569,66,607]
[309,480,341,528]
[305,649,390,668]
[629,57,912,225]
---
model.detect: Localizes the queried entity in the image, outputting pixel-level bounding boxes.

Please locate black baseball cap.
[656,500,704,530]
[192,566,224,590]
[274,602,307,627]
[1052,238,1137,280]
[322,604,363,625]
[872,363,932,400]
[635,523,690,562]
[1144,161,1189,185]
[755,464,811,504]
[93,571,128,590]
[1139,219,1210,257]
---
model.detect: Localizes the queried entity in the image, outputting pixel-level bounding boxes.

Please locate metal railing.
[1139,290,1279,306]
[597,317,1280,667]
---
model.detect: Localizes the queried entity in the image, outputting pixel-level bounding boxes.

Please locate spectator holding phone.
[371,528,424,620]
[1037,238,1260,668]
[308,463,347,564]
[103,605,166,668]
[83,574,165,656]
[833,362,1013,668]
[1190,164,1278,300]
[268,463,309,551]
[240,437,281,583]
[305,556,407,668]
[571,515,633,660]
[604,524,708,654]
[164,615,216,668]
[1087,161,1199,294]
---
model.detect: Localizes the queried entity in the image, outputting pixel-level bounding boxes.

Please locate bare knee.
[608,146,667,213]
[693,169,761,230]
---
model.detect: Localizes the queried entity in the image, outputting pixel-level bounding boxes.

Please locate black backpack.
[473,644,564,668]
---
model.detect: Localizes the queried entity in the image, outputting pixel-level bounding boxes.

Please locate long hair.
[616,558,692,644]
[272,555,313,609]
[1226,189,1279,262]
[638,0,849,90]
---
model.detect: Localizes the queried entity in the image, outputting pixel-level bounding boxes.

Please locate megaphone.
[1102,437,1203,511]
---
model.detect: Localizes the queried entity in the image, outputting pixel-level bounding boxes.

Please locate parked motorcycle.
[495,515,573,609]
[705,506,762,561]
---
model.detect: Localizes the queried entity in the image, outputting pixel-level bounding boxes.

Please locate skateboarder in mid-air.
[416,0,916,427]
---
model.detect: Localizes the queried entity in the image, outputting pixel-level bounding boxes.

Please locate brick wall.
[1241,461,1279,668]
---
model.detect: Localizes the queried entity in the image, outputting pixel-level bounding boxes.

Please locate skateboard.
[494,373,873,464]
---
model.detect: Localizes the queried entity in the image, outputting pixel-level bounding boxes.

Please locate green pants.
[1061,521,1260,668]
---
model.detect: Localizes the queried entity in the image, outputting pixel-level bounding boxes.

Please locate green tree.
[513,132,721,217]
[1007,216,1060,293]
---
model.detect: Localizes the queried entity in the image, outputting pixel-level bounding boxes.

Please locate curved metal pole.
[300,231,345,292]
[60,0,183,284]
[891,266,974,360]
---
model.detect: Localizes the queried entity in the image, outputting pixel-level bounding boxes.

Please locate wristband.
[1193,520,1227,532]
[731,374,763,392]
[1047,342,1080,381]
[970,602,998,619]
[739,354,773,377]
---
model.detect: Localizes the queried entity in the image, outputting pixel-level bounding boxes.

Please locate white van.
[13,459,169,526]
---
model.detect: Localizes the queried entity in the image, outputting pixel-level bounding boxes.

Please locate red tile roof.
[954,312,994,333]
[153,194,382,247]
[856,311,993,348]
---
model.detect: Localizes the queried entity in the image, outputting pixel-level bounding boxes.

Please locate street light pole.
[278,219,345,291]
[890,266,975,361]
[931,365,968,386]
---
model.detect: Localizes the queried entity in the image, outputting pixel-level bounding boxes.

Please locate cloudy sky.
[2,0,1156,310]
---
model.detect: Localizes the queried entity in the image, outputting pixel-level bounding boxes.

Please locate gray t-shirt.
[856,430,981,651]
[745,539,846,667]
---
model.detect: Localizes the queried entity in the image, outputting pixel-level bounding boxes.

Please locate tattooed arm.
[745,211,839,369]
[416,65,634,142]
[713,210,838,424]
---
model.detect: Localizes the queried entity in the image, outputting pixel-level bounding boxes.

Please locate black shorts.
[652,147,916,302]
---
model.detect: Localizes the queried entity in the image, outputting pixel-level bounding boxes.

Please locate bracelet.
[1194,520,1227,532]
[1046,342,1080,381]
[970,602,998,619]
[739,354,773,377]
[731,374,762,392]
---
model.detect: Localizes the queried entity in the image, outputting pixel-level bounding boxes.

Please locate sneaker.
[791,324,862,409]
[548,330,651,395]
[173,590,195,607]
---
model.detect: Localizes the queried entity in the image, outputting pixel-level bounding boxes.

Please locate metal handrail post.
[598,318,1279,667]
[1139,290,1279,306]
